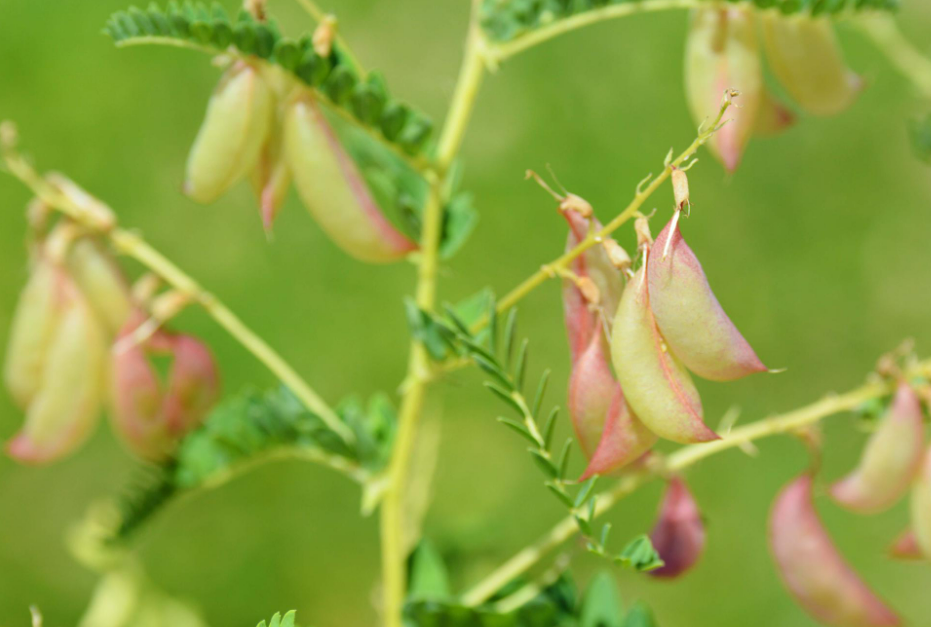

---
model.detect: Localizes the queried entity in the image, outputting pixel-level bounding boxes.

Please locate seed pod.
[110,318,220,461]
[762,15,862,117]
[648,215,766,382]
[283,95,417,263]
[611,262,718,444]
[770,474,901,627]
[579,385,657,480]
[562,211,624,362]
[911,445,931,559]
[684,7,762,172]
[67,237,133,336]
[830,384,925,514]
[251,127,292,231]
[4,258,65,409]
[184,61,273,204]
[755,89,796,137]
[888,529,923,561]
[648,477,706,578]
[7,279,106,463]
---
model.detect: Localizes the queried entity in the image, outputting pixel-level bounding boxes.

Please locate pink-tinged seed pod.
[910,446,931,559]
[611,263,718,444]
[568,327,618,459]
[67,238,133,336]
[648,477,706,578]
[110,319,220,461]
[251,132,292,231]
[579,387,656,480]
[648,216,766,382]
[755,89,796,137]
[185,61,274,204]
[283,95,417,263]
[684,7,762,172]
[830,384,925,514]
[888,529,923,561]
[762,15,862,117]
[3,258,65,409]
[770,475,901,627]
[7,279,106,463]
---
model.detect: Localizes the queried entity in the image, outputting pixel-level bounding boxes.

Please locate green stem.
[378,7,487,625]
[857,14,931,101]
[459,359,931,606]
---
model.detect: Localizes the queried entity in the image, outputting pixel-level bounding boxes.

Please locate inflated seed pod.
[770,474,901,627]
[684,7,762,172]
[110,316,220,461]
[755,89,796,137]
[6,278,106,463]
[611,262,717,444]
[648,215,766,382]
[830,383,925,514]
[283,94,417,263]
[251,127,291,230]
[184,61,274,204]
[911,445,931,559]
[648,477,706,578]
[66,237,133,336]
[762,14,862,116]
[3,257,64,409]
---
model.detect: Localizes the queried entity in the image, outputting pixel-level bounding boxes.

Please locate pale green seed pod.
[67,238,133,336]
[251,127,292,231]
[184,61,274,203]
[6,278,106,463]
[3,257,64,409]
[684,7,762,172]
[283,94,417,263]
[762,14,862,117]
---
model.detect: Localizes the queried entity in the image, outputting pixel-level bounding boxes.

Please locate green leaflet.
[479,0,899,45]
[113,386,397,540]
[256,611,297,627]
[103,2,433,157]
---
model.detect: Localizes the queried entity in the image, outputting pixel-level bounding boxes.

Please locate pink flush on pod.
[830,383,925,514]
[110,316,220,461]
[283,95,417,263]
[611,261,718,444]
[770,475,901,627]
[648,477,706,578]
[648,215,766,382]
[684,7,762,172]
[888,529,923,561]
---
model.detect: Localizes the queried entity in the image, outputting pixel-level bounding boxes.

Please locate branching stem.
[459,358,931,606]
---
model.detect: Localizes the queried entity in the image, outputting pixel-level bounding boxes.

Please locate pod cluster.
[103,2,434,156]
[767,383,931,626]
[3,186,220,464]
[685,6,865,171]
[480,0,897,44]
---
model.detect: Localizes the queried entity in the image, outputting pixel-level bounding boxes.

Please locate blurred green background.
[2,1,931,625]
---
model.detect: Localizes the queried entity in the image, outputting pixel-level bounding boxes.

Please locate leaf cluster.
[256,611,298,627]
[113,386,396,540]
[104,2,433,156]
[480,0,899,44]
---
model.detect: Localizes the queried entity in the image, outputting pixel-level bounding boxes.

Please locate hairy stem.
[460,358,931,606]
[0,147,354,445]
[378,6,486,625]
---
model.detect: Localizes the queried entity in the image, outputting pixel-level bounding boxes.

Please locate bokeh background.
[2,1,931,625]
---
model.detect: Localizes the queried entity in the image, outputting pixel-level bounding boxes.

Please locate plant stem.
[0,147,354,444]
[378,6,487,625]
[460,358,931,606]
[857,14,931,101]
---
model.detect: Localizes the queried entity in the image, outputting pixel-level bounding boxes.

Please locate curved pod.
[185,62,274,204]
[283,95,417,263]
[911,446,931,559]
[7,280,106,463]
[684,7,762,172]
[830,383,925,514]
[648,217,766,381]
[611,264,717,444]
[762,15,861,117]
[770,475,901,627]
[67,238,133,336]
[648,477,706,578]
